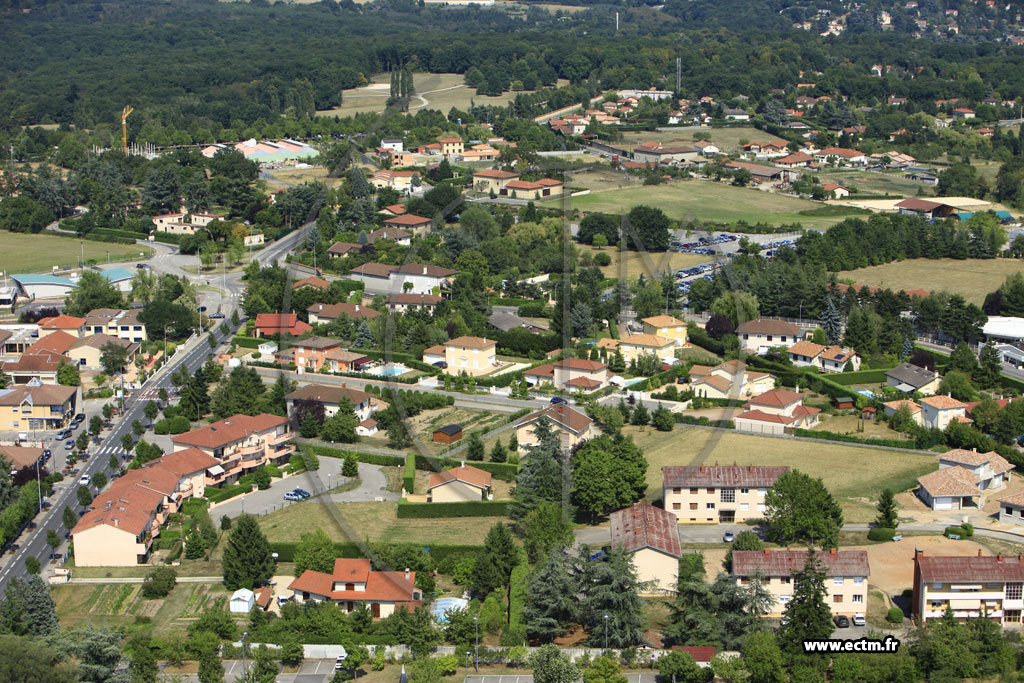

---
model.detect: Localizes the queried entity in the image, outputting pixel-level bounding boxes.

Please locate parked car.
[42,449,51,460]
[292,488,312,499]
[78,474,91,487]
[336,655,346,670]
[851,614,866,626]
[833,615,850,628]
[550,396,568,405]
[723,531,735,543]
[56,429,71,440]
[72,413,86,424]
[64,440,74,450]
[210,312,225,319]
[284,491,302,501]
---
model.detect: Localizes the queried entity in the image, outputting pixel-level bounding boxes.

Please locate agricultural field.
[316,72,567,118]
[838,257,1022,305]
[819,169,931,198]
[625,426,937,523]
[0,233,152,275]
[52,581,233,634]
[259,500,499,544]
[550,174,866,229]
[618,126,788,154]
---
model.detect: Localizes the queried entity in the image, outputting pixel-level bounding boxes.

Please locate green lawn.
[618,126,788,154]
[820,169,931,198]
[546,177,864,229]
[625,426,937,523]
[838,257,1023,305]
[0,233,151,275]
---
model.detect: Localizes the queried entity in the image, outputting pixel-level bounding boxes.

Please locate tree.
[578,547,646,648]
[294,528,335,576]
[875,488,899,529]
[89,414,103,437]
[577,213,619,246]
[386,420,413,449]
[92,472,107,490]
[490,440,508,463]
[521,501,573,564]
[529,644,580,683]
[128,635,159,683]
[342,456,359,478]
[523,549,576,642]
[651,403,674,431]
[222,515,274,590]
[0,634,77,683]
[57,359,80,387]
[948,341,978,374]
[0,575,58,636]
[353,321,375,348]
[198,652,224,683]
[583,657,627,683]
[624,206,670,251]
[64,270,122,317]
[977,342,1003,388]
[348,167,370,199]
[656,650,711,683]
[472,522,519,597]
[320,406,359,443]
[24,556,40,574]
[630,402,649,426]
[62,505,76,532]
[723,530,763,572]
[99,342,130,376]
[510,418,570,522]
[252,466,271,490]
[46,528,60,549]
[889,403,915,432]
[776,550,833,656]
[571,434,647,521]
[466,431,485,461]
[144,400,159,425]
[741,631,785,683]
[179,368,210,420]
[938,370,976,402]
[764,470,843,548]
[76,485,92,507]
[142,567,177,598]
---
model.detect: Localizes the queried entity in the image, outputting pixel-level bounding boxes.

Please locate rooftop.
[663,465,790,489]
[609,502,681,558]
[733,548,870,577]
[428,464,492,490]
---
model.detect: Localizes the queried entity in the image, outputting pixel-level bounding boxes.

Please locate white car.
[852,614,866,627]
[78,475,91,487]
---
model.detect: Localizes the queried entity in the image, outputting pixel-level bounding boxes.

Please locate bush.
[944,526,967,538]
[232,336,262,349]
[886,607,904,624]
[961,523,974,537]
[142,567,177,598]
[402,454,416,494]
[205,482,252,503]
[867,527,896,542]
[268,541,486,565]
[395,501,511,518]
[154,415,192,435]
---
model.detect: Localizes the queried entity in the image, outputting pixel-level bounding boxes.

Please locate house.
[734,388,820,435]
[662,464,790,523]
[389,264,458,297]
[383,214,432,237]
[288,558,421,617]
[786,341,860,372]
[368,227,411,246]
[356,419,378,437]
[67,334,140,371]
[938,448,1013,492]
[253,314,313,338]
[920,394,968,430]
[689,360,774,400]
[71,448,218,566]
[285,384,376,421]
[882,399,923,425]
[348,263,400,296]
[814,147,868,166]
[614,334,679,364]
[735,319,803,354]
[0,351,67,385]
[84,309,147,343]
[380,139,404,153]
[609,503,682,594]
[25,330,76,357]
[171,413,294,485]
[472,169,519,195]
[386,294,442,314]
[442,336,497,376]
[952,107,976,120]
[733,548,869,618]
[723,108,750,121]
[0,445,48,486]
[422,345,446,366]
[633,143,700,165]
[549,358,608,391]
[37,315,86,339]
[306,302,380,325]
[515,404,594,454]
[327,242,363,259]
[503,178,564,200]
[885,362,941,395]
[999,491,1024,526]
[288,336,343,372]
[369,170,420,191]
[641,315,688,345]
[916,449,1013,511]
[913,548,1024,625]
[427,463,492,502]
[230,589,255,614]
[438,137,464,156]
[294,276,330,292]
[822,182,851,198]
[323,349,373,374]
[693,141,720,156]
[432,424,463,444]
[774,152,814,169]
[723,161,787,183]
[151,210,224,235]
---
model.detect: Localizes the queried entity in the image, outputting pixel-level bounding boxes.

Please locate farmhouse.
[913,549,1024,625]
[427,463,492,502]
[733,548,870,618]
[609,502,682,594]
[662,464,790,524]
[289,559,421,617]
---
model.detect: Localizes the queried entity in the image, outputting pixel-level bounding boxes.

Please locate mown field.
[820,169,931,198]
[0,233,151,275]
[625,426,937,523]
[838,257,1022,305]
[618,126,788,153]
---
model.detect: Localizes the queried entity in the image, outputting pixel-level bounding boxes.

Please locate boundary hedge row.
[395,500,511,518]
[302,446,521,481]
[206,482,252,503]
[268,541,486,564]
[402,454,416,493]
[792,428,921,450]
[232,336,262,349]
[826,369,889,385]
[304,444,404,467]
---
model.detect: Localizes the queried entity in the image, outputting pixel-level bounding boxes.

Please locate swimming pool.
[369,363,408,377]
[855,388,875,399]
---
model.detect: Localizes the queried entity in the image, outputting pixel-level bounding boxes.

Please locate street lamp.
[604,614,609,654]
[474,615,479,672]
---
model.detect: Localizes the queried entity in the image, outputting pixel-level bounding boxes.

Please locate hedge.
[232,336,263,349]
[402,454,417,494]
[410,454,519,481]
[268,541,486,565]
[395,500,511,518]
[503,562,529,646]
[867,527,896,542]
[944,526,967,538]
[304,444,405,467]
[206,482,253,503]
[826,369,890,385]
[793,429,921,450]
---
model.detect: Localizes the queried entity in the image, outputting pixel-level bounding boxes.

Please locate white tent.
[229,588,255,614]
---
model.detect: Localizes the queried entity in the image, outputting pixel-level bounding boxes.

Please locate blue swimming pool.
[371,363,408,377]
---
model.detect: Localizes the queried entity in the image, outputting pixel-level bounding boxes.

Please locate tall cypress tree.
[510,419,571,522]
[820,296,842,346]
[523,549,577,643]
[222,515,275,590]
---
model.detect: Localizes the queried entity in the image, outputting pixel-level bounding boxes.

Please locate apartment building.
[171,413,294,485]
[913,548,1024,625]
[662,465,790,523]
[609,502,682,594]
[288,558,422,618]
[733,548,870,618]
[84,308,148,343]
[0,384,79,431]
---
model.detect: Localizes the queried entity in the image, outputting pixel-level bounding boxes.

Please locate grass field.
[578,244,708,279]
[820,169,930,198]
[624,426,937,523]
[618,126,788,154]
[838,257,1022,305]
[0,233,151,274]
[548,174,864,229]
[259,500,499,544]
[316,72,568,118]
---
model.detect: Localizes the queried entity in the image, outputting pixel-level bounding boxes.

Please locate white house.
[735,319,803,355]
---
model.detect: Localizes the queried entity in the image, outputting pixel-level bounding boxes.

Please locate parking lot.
[161,658,344,682]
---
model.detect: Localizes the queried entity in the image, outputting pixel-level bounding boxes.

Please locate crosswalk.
[95,445,132,460]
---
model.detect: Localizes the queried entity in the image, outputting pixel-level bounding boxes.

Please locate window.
[740,487,749,494]
[1007,583,1023,600]
[689,488,699,494]
[757,503,766,512]
[779,595,791,604]
[672,487,681,495]
[853,594,864,603]
[853,577,864,585]
[740,578,750,585]
[834,578,844,586]
[689,503,698,510]
[720,488,735,503]
[706,503,715,509]
[673,503,681,510]
[706,488,714,494]
[833,595,843,603]
[1006,610,1021,623]
[740,503,749,511]
[743,334,748,340]
[767,335,773,342]
[930,601,944,608]
[780,577,791,584]
[933,583,943,590]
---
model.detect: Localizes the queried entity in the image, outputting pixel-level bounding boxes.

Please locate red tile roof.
[254,314,313,336]
[748,389,803,407]
[735,409,797,425]
[518,404,592,434]
[27,330,77,355]
[735,319,801,335]
[294,276,330,291]
[663,465,789,488]
[610,502,681,558]
[428,464,492,490]
[39,315,85,330]
[384,214,431,227]
[307,302,380,320]
[553,358,607,372]
[171,413,289,449]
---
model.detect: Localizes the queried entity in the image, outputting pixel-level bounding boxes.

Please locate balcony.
[265,430,294,447]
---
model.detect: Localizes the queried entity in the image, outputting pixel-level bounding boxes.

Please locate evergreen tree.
[348,167,370,199]
[571,434,647,521]
[949,341,978,374]
[630,402,649,426]
[521,501,573,564]
[608,349,626,374]
[510,419,570,522]
[777,550,833,656]
[472,523,519,597]
[875,488,899,529]
[222,515,275,590]
[820,297,842,346]
[977,342,1003,388]
[353,321,375,348]
[843,306,875,356]
[0,575,58,636]
[489,440,507,463]
[523,548,577,642]
[179,368,210,421]
[742,631,785,683]
[577,547,645,648]
[293,528,335,577]
[342,456,359,477]
[466,432,485,461]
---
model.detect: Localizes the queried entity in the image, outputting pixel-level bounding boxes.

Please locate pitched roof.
[999,490,1024,508]
[518,404,593,435]
[306,302,380,320]
[2,352,66,373]
[885,362,938,388]
[351,263,400,278]
[39,315,85,330]
[523,363,555,378]
[387,293,443,306]
[0,445,44,469]
[171,413,289,449]
[565,376,602,389]
[288,562,419,603]
[428,464,492,490]
[294,276,330,291]
[27,330,77,355]
[733,548,870,578]
[748,388,803,407]
[939,449,1014,475]
[445,336,495,349]
[920,395,966,410]
[369,226,411,241]
[327,242,362,256]
[385,214,432,227]
[662,465,790,488]
[693,375,734,394]
[291,336,343,350]
[688,364,713,378]
[553,358,607,372]
[735,409,797,425]
[883,399,922,414]
[917,467,981,497]
[610,502,681,558]
[895,198,944,212]
[473,169,518,179]
[642,315,686,327]
[917,553,1024,583]
[393,264,458,278]
[434,424,463,436]
[69,333,136,352]
[0,384,77,407]
[735,319,801,335]
[285,384,371,406]
[620,333,674,348]
[788,340,825,358]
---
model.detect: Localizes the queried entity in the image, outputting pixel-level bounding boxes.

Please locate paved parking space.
[469,675,659,683]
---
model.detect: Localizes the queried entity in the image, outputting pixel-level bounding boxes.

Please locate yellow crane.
[120,105,134,154]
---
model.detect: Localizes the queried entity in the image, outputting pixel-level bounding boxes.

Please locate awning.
[207,465,225,476]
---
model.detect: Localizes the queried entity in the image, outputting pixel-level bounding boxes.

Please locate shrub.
[436,654,459,676]
[944,526,967,538]
[886,607,904,624]
[142,567,177,598]
[961,523,974,537]
[154,415,192,435]
[867,527,896,542]
[402,454,416,494]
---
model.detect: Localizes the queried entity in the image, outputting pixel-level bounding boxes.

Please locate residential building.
[913,548,1024,625]
[733,548,870,618]
[693,141,720,156]
[822,182,851,198]
[356,419,378,437]
[422,345,445,366]
[369,170,420,191]
[549,358,608,391]
[515,404,594,454]
[306,302,380,324]
[999,491,1024,526]
[774,152,814,168]
[288,558,421,617]
[734,388,821,435]
[920,394,968,430]
[0,445,46,485]
[609,503,682,593]
[917,450,1013,511]
[25,330,76,357]
[814,147,868,166]
[71,448,218,566]
[294,276,330,292]
[427,463,492,502]
[0,351,67,385]
[386,293,442,314]
[285,384,376,421]
[37,315,86,339]
[662,465,790,523]
[503,178,564,200]
[882,399,923,425]
[613,334,678,364]
[438,137,465,156]
[885,362,941,395]
[938,448,1013,492]
[322,349,372,374]
[689,360,774,400]
[735,319,803,354]
[349,263,400,295]
[383,214,432,237]
[443,336,497,376]
[389,264,458,297]
[67,334,140,371]
[171,413,294,485]
[633,143,700,165]
[84,309,147,342]
[289,336,344,372]
[786,341,861,372]
[472,169,519,195]
[951,107,976,120]
[253,314,313,338]
[327,242,363,259]
[151,211,224,235]
[723,161,788,183]
[368,227,411,246]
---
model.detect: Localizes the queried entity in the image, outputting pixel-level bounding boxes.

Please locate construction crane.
[120,105,134,154]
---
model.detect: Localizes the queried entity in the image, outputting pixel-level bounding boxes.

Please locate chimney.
[979,549,983,557]
[405,568,411,580]
[423,266,428,275]
[998,555,1004,563]
[763,548,770,557]
[830,548,837,556]
[915,547,923,559]
[749,465,754,473]
[699,465,705,472]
